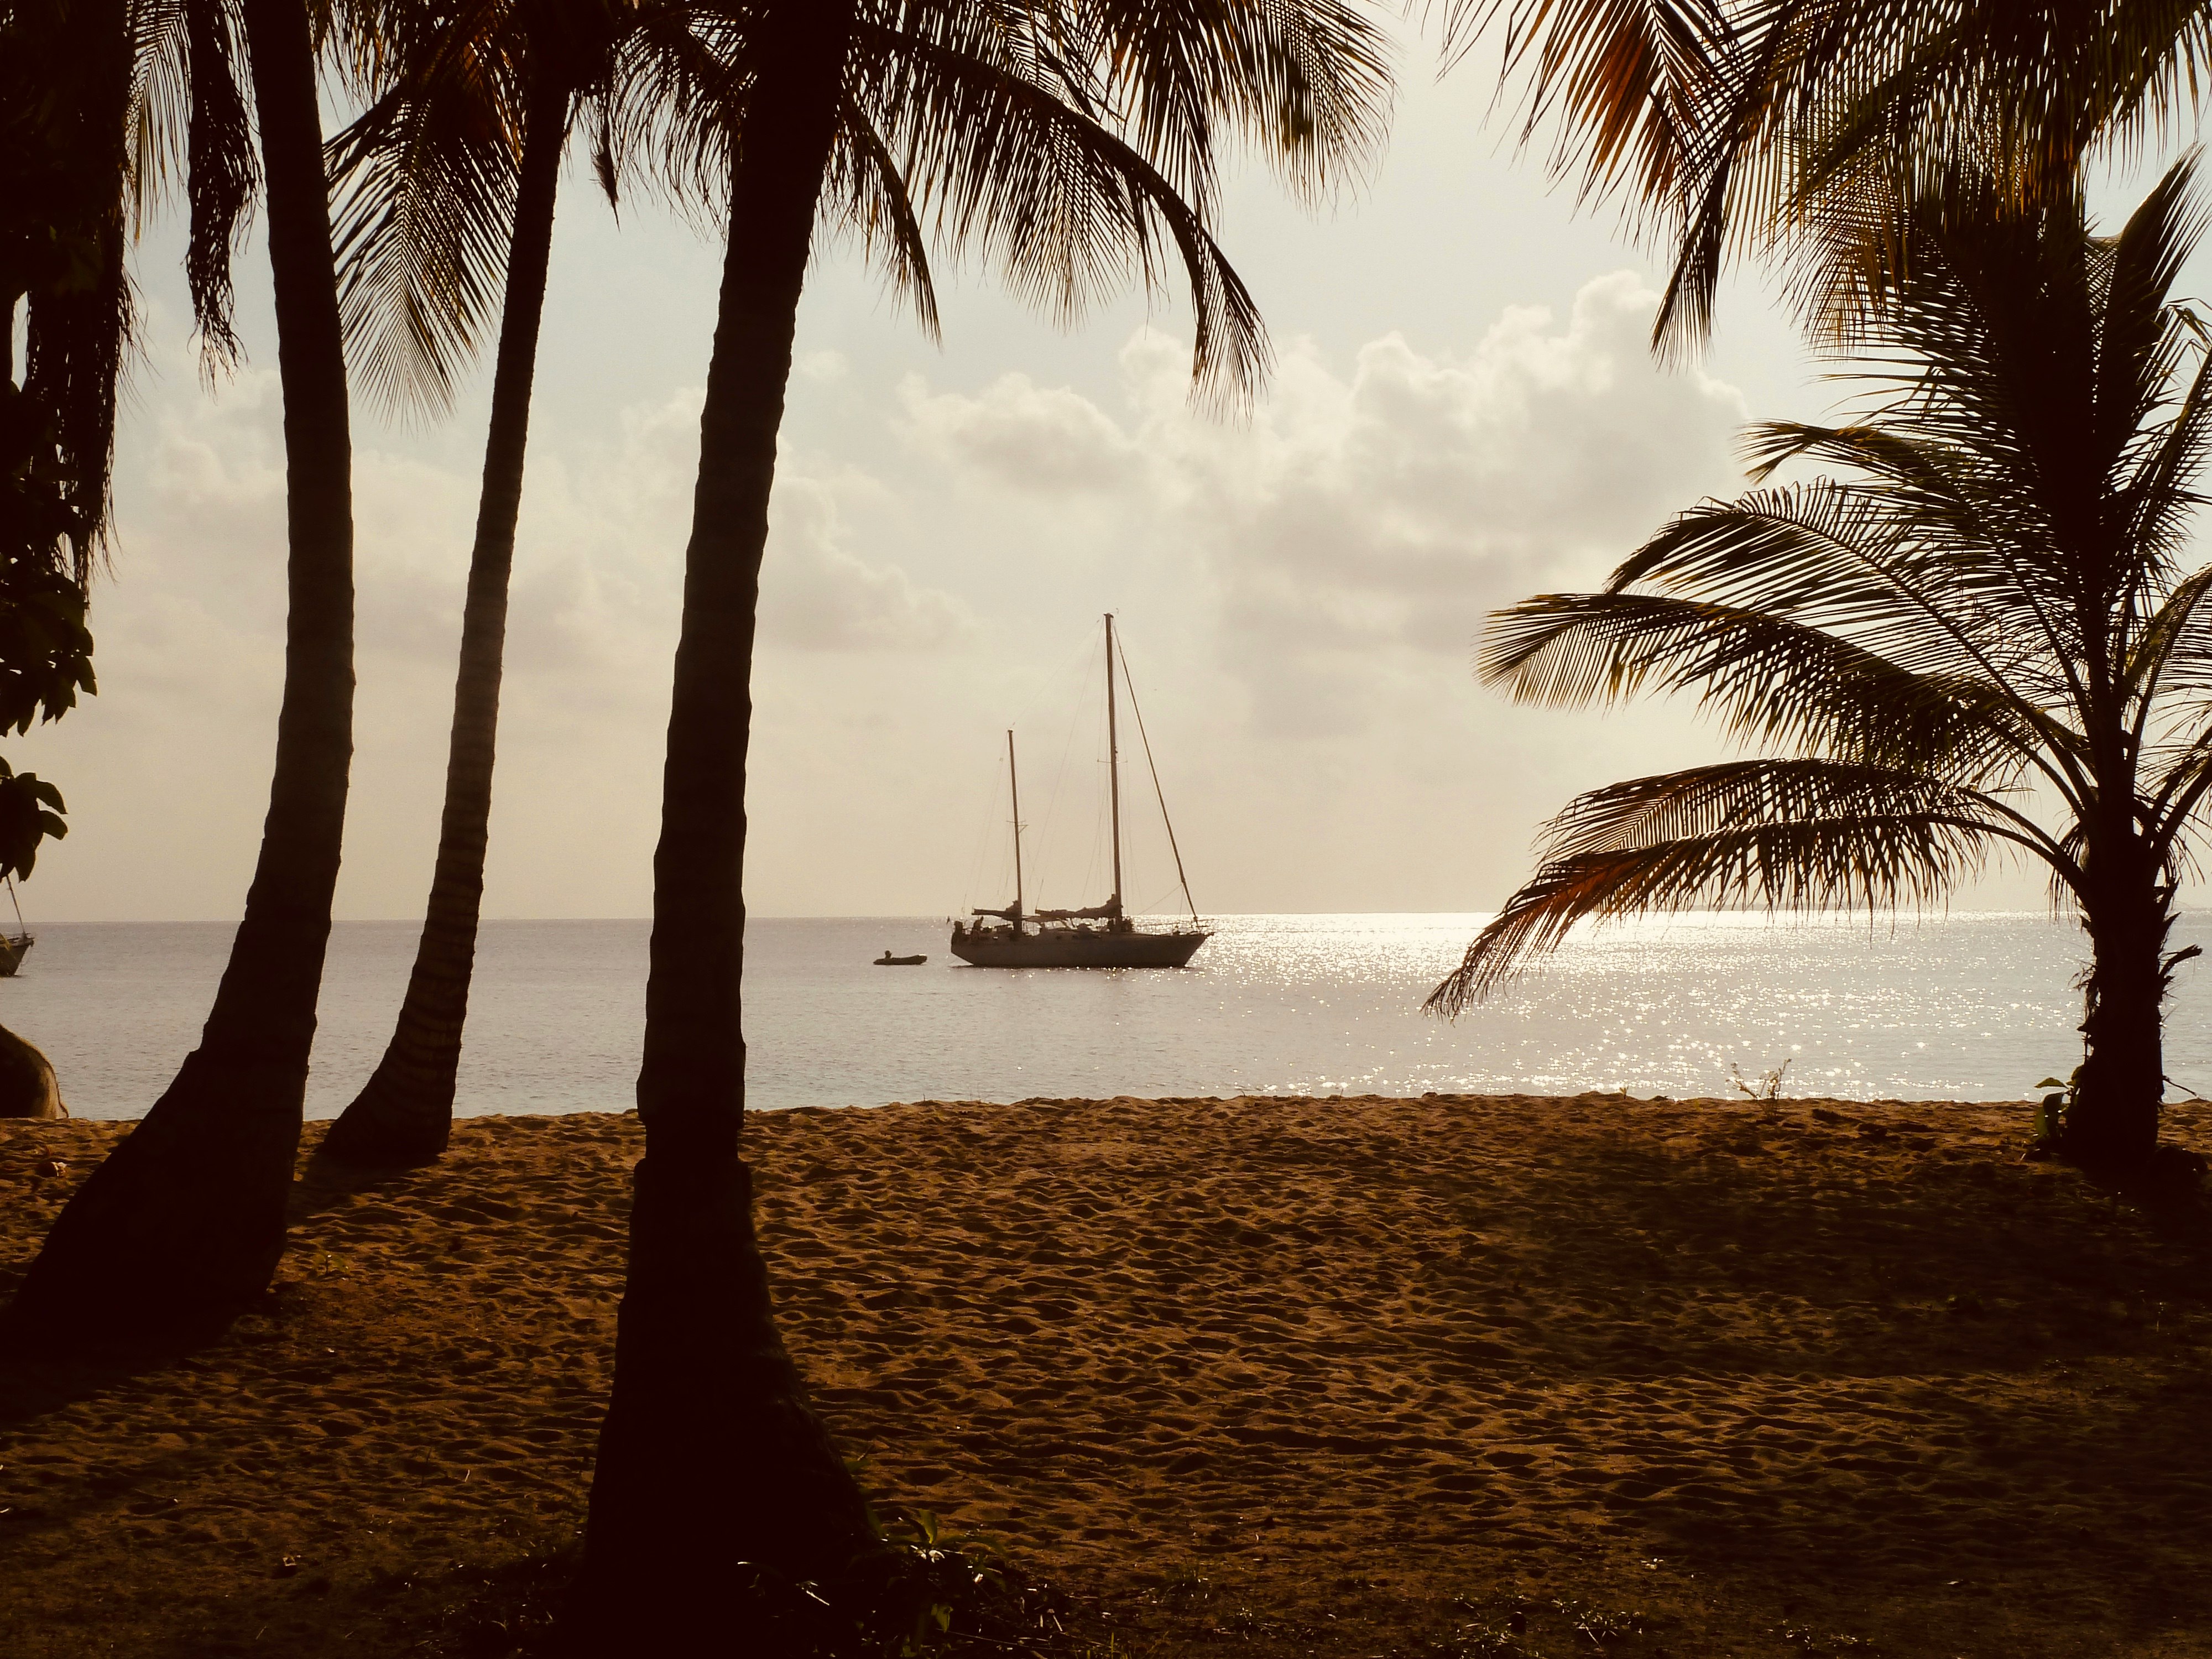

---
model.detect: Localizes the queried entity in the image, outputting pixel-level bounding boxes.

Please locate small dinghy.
[875,951,927,966]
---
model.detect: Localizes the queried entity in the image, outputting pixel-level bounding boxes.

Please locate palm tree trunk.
[2071,860,2171,1167]
[322,67,569,1168]
[0,0,353,1354]
[568,3,874,1643]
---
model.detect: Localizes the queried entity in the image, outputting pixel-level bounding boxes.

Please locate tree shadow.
[0,1138,435,1425]
[0,1349,156,1428]
[284,1137,430,1226]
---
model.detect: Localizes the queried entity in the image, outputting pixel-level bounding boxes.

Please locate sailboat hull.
[948,929,1209,969]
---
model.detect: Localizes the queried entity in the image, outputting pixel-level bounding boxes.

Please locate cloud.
[900,271,1749,736]
[506,388,973,665]
[899,371,1142,493]
[763,476,976,650]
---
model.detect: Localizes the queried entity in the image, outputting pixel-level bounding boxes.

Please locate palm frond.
[1603,481,2053,690]
[1426,758,2022,1013]
[1077,0,1394,215]
[1442,0,1730,225]
[182,0,257,372]
[1443,0,2212,350]
[4,0,139,570]
[327,23,530,420]
[855,10,1270,408]
[1480,588,2039,778]
[825,95,942,340]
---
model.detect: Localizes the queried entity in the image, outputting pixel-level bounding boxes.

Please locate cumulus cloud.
[899,371,1142,493]
[506,388,972,664]
[764,476,975,650]
[901,271,1749,735]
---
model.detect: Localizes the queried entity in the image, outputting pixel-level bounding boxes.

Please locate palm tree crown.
[1431,157,2212,1166]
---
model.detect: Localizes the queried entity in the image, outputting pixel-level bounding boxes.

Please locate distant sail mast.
[1105,613,1124,918]
[1007,728,1025,935]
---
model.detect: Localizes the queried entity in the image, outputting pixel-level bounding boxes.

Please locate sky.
[13,19,2189,922]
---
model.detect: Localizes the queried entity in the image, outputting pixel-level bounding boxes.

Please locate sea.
[9,912,2212,1121]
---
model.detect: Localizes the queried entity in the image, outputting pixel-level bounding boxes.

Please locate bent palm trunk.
[2,0,353,1353]
[568,3,874,1643]
[324,68,569,1168]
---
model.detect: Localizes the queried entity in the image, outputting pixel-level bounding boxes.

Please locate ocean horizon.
[5,910,2207,1120]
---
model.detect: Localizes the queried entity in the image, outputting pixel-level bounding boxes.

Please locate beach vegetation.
[1,1,118,884]
[3,0,363,1352]
[566,1,1391,1646]
[1431,159,2212,1173]
[1731,1058,1791,1100]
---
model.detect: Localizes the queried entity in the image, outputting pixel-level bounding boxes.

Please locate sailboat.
[0,877,34,977]
[950,614,1211,969]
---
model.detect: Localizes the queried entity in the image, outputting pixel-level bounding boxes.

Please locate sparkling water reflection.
[8,912,2210,1119]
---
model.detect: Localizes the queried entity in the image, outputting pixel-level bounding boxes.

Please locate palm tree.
[1447,0,2212,349]
[567,0,1389,1641]
[1428,158,2212,1171]
[315,0,633,1166]
[2,0,358,1353]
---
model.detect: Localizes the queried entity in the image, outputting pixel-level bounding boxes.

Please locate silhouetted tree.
[568,0,1390,1644]
[1431,159,2212,1172]
[3,0,357,1353]
[318,0,639,1166]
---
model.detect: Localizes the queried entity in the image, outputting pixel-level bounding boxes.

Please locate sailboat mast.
[1105,613,1123,916]
[1006,728,1025,934]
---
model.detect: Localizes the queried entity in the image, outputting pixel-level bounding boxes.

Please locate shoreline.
[4,1093,2210,1657]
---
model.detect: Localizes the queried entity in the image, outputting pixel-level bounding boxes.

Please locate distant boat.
[0,878,34,978]
[951,614,1210,970]
[875,952,927,966]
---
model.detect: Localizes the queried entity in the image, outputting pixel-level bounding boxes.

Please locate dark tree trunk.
[567,3,874,1646]
[0,0,353,1354]
[2070,860,2172,1168]
[324,68,569,1168]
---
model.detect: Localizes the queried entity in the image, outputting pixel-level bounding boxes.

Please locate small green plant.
[1731,1058,1791,1101]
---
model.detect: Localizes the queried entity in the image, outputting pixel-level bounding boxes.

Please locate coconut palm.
[1448,0,2212,349]
[314,0,634,1167]
[2,0,357,1352]
[1429,158,2212,1171]
[566,0,1389,1641]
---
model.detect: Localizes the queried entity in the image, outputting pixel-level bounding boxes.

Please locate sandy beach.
[3,1093,2210,1657]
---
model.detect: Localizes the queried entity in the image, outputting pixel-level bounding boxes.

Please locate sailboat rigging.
[951,615,1210,969]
